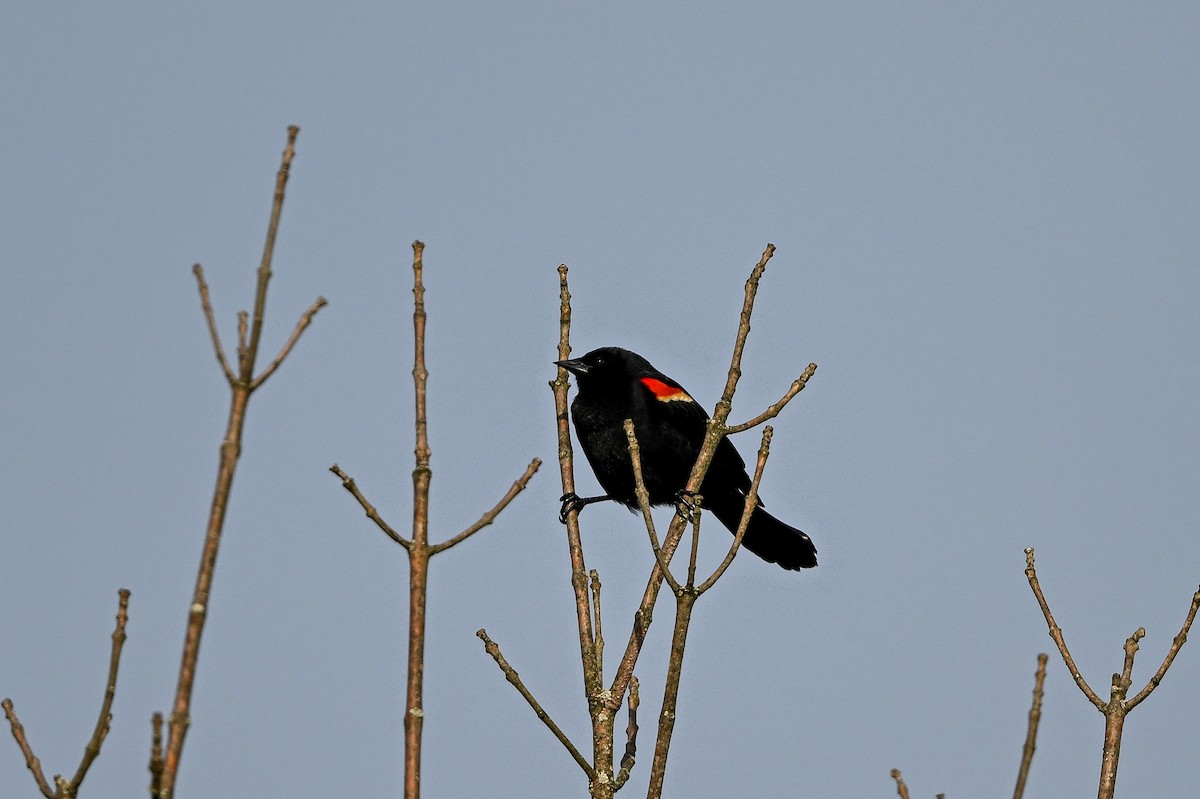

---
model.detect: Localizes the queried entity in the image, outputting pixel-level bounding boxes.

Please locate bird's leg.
[559,492,613,524]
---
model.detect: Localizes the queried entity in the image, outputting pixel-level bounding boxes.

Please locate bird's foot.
[673,489,703,522]
[559,492,583,524]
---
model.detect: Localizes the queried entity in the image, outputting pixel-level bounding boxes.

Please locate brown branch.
[590,570,605,679]
[551,264,607,788]
[1012,652,1047,799]
[4,589,131,799]
[159,125,314,799]
[684,497,703,589]
[608,243,782,713]
[244,125,298,373]
[646,589,698,797]
[3,700,54,798]
[251,295,329,390]
[1098,665,1132,798]
[724,362,818,434]
[329,464,410,548]
[643,429,771,794]
[1023,548,1105,710]
[404,240,432,799]
[623,419,683,594]
[476,629,594,779]
[1025,553,1200,799]
[1125,586,1200,710]
[695,427,770,594]
[192,264,236,384]
[148,713,164,798]
[330,242,537,798]
[69,589,130,789]
[613,676,639,791]
[235,310,249,374]
[429,457,542,554]
[890,768,911,799]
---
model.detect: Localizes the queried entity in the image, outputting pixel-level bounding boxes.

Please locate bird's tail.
[708,497,818,571]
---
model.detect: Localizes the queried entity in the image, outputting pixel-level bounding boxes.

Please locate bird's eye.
[594,357,605,365]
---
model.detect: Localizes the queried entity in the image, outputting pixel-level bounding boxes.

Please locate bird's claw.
[673,489,703,521]
[559,492,582,524]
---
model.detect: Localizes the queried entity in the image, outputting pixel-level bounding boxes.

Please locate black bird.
[556,346,817,570]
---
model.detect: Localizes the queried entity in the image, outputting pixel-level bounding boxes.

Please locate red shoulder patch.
[640,377,693,402]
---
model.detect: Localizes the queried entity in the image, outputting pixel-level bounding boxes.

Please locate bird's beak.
[555,358,590,376]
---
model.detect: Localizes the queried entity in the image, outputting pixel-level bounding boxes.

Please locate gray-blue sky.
[3,2,1198,796]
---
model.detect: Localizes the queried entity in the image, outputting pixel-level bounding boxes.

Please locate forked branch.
[157,125,325,799]
[3,589,131,799]
[1025,548,1200,799]
[332,241,539,799]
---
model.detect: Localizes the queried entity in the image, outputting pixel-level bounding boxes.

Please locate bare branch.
[684,500,702,589]
[590,570,605,679]
[148,713,164,798]
[236,310,249,374]
[192,264,236,384]
[2,699,54,798]
[890,769,911,799]
[329,464,411,549]
[250,295,328,390]
[69,588,131,789]
[725,362,818,434]
[1023,548,1106,710]
[695,427,771,594]
[244,125,299,373]
[1125,586,1200,710]
[613,676,639,791]
[1120,627,1144,689]
[404,238,433,799]
[477,629,594,779]
[4,589,132,799]
[550,263,604,746]
[623,419,682,594]
[1012,653,1048,799]
[609,244,783,710]
[160,125,311,798]
[429,457,542,554]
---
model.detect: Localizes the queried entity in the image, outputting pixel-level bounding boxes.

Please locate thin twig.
[70,589,131,789]
[477,629,595,779]
[1012,652,1047,799]
[3,589,132,799]
[890,769,911,799]
[236,310,249,376]
[1125,586,1200,710]
[148,713,164,797]
[192,264,236,384]
[685,499,703,589]
[725,363,818,434]
[624,419,682,594]
[245,125,299,371]
[696,428,771,594]
[613,676,639,791]
[1023,548,1106,710]
[2,699,54,798]
[590,570,605,679]
[251,295,329,390]
[429,458,542,554]
[329,464,410,548]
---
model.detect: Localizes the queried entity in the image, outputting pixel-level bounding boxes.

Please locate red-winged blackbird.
[556,347,817,571]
